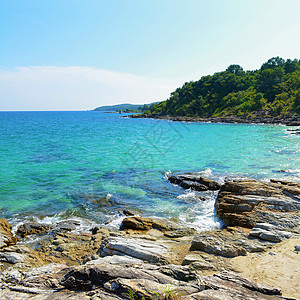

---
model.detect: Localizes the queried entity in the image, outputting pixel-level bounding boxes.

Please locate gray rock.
[249,223,291,243]
[0,252,25,264]
[86,255,144,265]
[259,232,282,243]
[55,220,81,232]
[191,235,247,257]
[99,237,170,263]
[0,268,23,283]
[294,245,300,251]
[164,228,196,238]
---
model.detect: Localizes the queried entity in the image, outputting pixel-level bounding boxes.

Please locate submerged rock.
[168,173,222,191]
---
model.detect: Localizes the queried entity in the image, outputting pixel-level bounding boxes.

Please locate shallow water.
[0,111,299,230]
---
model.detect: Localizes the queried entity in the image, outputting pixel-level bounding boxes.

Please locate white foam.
[104,215,126,229]
[177,191,199,202]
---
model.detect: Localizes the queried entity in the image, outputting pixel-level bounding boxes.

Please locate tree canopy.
[148,57,300,117]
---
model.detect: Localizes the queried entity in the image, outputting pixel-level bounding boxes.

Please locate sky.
[0,0,299,111]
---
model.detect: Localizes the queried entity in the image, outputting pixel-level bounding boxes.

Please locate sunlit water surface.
[0,111,299,231]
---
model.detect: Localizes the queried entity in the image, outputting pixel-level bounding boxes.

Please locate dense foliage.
[149,57,300,117]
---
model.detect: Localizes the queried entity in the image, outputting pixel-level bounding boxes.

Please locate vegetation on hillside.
[93,102,159,112]
[148,57,300,117]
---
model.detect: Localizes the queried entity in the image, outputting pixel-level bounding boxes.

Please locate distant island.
[93,102,159,113]
[136,57,300,124]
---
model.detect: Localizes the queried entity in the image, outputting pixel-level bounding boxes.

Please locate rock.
[249,223,292,243]
[0,252,25,264]
[122,209,135,216]
[164,228,197,238]
[168,173,221,191]
[191,234,247,258]
[57,263,283,299]
[99,237,170,263]
[0,255,285,300]
[60,263,176,290]
[55,220,81,232]
[215,179,300,231]
[214,271,281,295]
[180,180,208,191]
[120,216,152,231]
[182,253,216,270]
[287,121,300,126]
[120,216,178,232]
[0,219,17,249]
[16,223,52,238]
[259,232,282,243]
[86,255,144,265]
[0,267,23,283]
[294,245,300,251]
[185,271,281,299]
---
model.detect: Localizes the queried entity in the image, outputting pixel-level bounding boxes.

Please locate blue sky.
[0,0,299,110]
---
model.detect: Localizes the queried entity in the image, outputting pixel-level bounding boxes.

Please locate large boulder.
[215,179,300,230]
[0,219,17,249]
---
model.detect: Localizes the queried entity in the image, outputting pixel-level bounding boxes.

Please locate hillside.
[93,103,141,112]
[94,102,160,112]
[147,57,300,118]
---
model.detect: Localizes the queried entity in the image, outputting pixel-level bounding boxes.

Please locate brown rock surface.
[120,216,179,232]
[16,222,52,238]
[0,219,17,249]
[215,179,300,230]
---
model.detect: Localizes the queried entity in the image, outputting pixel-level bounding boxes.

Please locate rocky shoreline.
[1,174,300,299]
[128,113,300,126]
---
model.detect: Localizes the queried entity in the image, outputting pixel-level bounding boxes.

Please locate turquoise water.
[0,111,299,230]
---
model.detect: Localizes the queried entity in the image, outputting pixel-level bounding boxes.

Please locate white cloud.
[0,66,184,111]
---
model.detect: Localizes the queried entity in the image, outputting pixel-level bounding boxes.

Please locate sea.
[0,111,299,232]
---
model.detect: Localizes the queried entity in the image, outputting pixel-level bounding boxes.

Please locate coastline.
[128,113,300,126]
[1,174,300,299]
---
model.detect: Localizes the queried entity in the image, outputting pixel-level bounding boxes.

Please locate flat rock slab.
[191,234,247,258]
[86,255,144,265]
[189,229,275,258]
[99,237,170,263]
